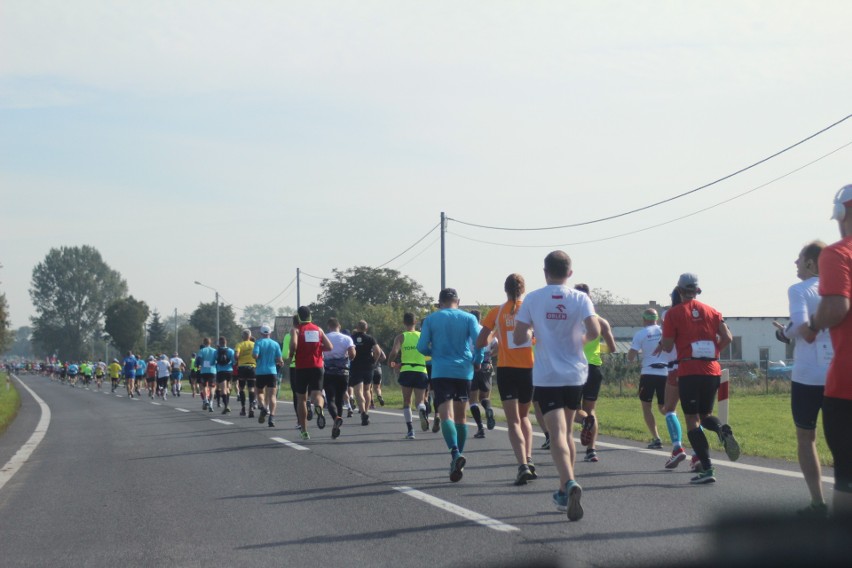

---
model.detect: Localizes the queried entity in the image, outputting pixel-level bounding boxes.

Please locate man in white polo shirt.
[628,308,674,451]
[514,250,600,522]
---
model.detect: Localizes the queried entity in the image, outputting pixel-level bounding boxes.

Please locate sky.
[2,1,851,331]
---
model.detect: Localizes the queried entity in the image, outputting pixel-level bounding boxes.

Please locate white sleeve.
[786,284,808,339]
[516,295,532,325]
[630,329,644,352]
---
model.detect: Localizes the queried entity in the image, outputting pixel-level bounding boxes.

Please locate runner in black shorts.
[468,309,495,439]
[369,351,386,408]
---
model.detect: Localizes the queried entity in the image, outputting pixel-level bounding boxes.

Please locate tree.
[310,266,432,349]
[29,245,127,359]
[7,327,34,358]
[104,296,150,354]
[241,304,276,327]
[0,292,11,355]
[147,310,168,353]
[590,288,628,306]
[276,306,296,317]
[165,324,204,364]
[189,302,240,342]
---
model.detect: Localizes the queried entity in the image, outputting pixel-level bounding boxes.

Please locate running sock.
[687,427,711,471]
[456,422,468,453]
[481,399,492,412]
[665,412,682,448]
[417,402,427,412]
[441,419,459,451]
[470,404,483,428]
[425,397,433,416]
[223,393,230,407]
[700,415,723,435]
[403,407,412,424]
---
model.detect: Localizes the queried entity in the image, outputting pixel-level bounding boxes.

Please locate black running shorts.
[677,375,720,416]
[533,385,583,414]
[582,364,603,402]
[293,367,324,395]
[791,381,824,430]
[238,366,256,379]
[823,396,852,494]
[398,371,428,390]
[496,367,533,404]
[256,374,277,390]
[431,378,471,407]
[471,367,492,393]
[638,374,667,405]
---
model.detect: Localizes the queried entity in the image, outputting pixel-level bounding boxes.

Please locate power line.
[449,139,852,249]
[299,271,327,281]
[261,276,297,307]
[395,233,442,270]
[375,222,441,269]
[449,113,852,232]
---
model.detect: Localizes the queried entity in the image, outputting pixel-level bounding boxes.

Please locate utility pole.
[440,211,447,290]
[174,308,179,355]
[215,292,220,341]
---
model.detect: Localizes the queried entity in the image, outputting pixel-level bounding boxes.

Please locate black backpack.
[216,347,230,366]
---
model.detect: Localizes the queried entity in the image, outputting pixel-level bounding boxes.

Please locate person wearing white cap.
[659,272,739,484]
[252,323,284,427]
[807,184,852,516]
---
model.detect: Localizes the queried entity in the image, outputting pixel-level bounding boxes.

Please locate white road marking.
[0,376,52,493]
[370,409,834,483]
[175,408,190,413]
[115,395,123,398]
[211,419,233,425]
[151,402,161,406]
[270,437,310,451]
[394,486,519,532]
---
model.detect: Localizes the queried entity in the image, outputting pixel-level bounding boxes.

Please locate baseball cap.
[439,288,459,302]
[831,184,852,221]
[677,273,700,290]
[260,324,272,335]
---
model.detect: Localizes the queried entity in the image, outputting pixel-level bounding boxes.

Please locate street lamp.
[194,280,220,340]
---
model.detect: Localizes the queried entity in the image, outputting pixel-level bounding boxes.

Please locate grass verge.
[0,372,22,437]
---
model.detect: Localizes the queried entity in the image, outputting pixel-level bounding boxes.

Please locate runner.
[417,288,481,482]
[628,308,670,449]
[657,288,690,469]
[94,360,106,391]
[773,241,830,517]
[477,273,537,485]
[234,330,257,418]
[156,354,171,399]
[572,284,617,464]
[134,355,145,397]
[290,307,332,437]
[387,312,429,439]
[107,358,122,393]
[659,273,740,484]
[467,310,494,439]
[809,184,852,516]
[169,352,185,397]
[122,351,137,398]
[282,315,301,424]
[350,320,382,426]
[322,318,356,439]
[368,347,387,409]
[253,324,285,428]
[189,350,200,398]
[215,337,235,414]
[68,361,79,387]
[513,252,598,521]
[197,338,218,412]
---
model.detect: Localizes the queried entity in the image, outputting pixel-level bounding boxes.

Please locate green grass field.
[278,378,832,467]
[0,372,22,437]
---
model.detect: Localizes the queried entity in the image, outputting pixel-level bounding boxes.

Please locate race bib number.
[818,340,834,366]
[304,330,320,343]
[507,332,532,350]
[202,361,212,369]
[691,340,715,359]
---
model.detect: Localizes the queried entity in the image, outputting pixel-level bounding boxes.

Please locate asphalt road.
[0,374,838,568]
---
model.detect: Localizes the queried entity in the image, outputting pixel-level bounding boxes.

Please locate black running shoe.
[361,412,369,426]
[316,407,326,429]
[331,417,343,439]
[485,407,496,430]
[306,405,313,421]
[473,428,485,439]
[378,395,385,406]
[514,464,533,486]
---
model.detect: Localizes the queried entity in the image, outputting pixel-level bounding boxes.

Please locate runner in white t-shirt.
[628,309,670,449]
[513,251,599,522]
[773,241,830,517]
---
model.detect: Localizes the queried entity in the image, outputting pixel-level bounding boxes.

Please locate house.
[597,303,792,368]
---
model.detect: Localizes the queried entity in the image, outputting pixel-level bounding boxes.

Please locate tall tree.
[311,266,432,349]
[7,327,34,358]
[242,303,276,327]
[0,291,11,355]
[276,306,296,317]
[189,301,240,342]
[29,245,127,359]
[104,296,150,354]
[147,310,168,353]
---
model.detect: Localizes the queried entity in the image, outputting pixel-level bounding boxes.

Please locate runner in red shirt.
[290,306,333,439]
[660,273,739,484]
[810,184,852,515]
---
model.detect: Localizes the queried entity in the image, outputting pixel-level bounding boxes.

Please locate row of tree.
[7,247,437,362]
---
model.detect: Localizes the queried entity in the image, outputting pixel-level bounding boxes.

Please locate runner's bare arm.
[811,295,850,338]
[475,325,493,350]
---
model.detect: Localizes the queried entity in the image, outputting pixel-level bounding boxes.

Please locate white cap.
[831,184,852,221]
[260,324,272,335]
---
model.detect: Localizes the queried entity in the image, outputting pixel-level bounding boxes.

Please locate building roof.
[596,301,665,329]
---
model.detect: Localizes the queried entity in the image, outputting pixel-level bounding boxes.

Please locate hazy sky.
[2,1,851,331]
